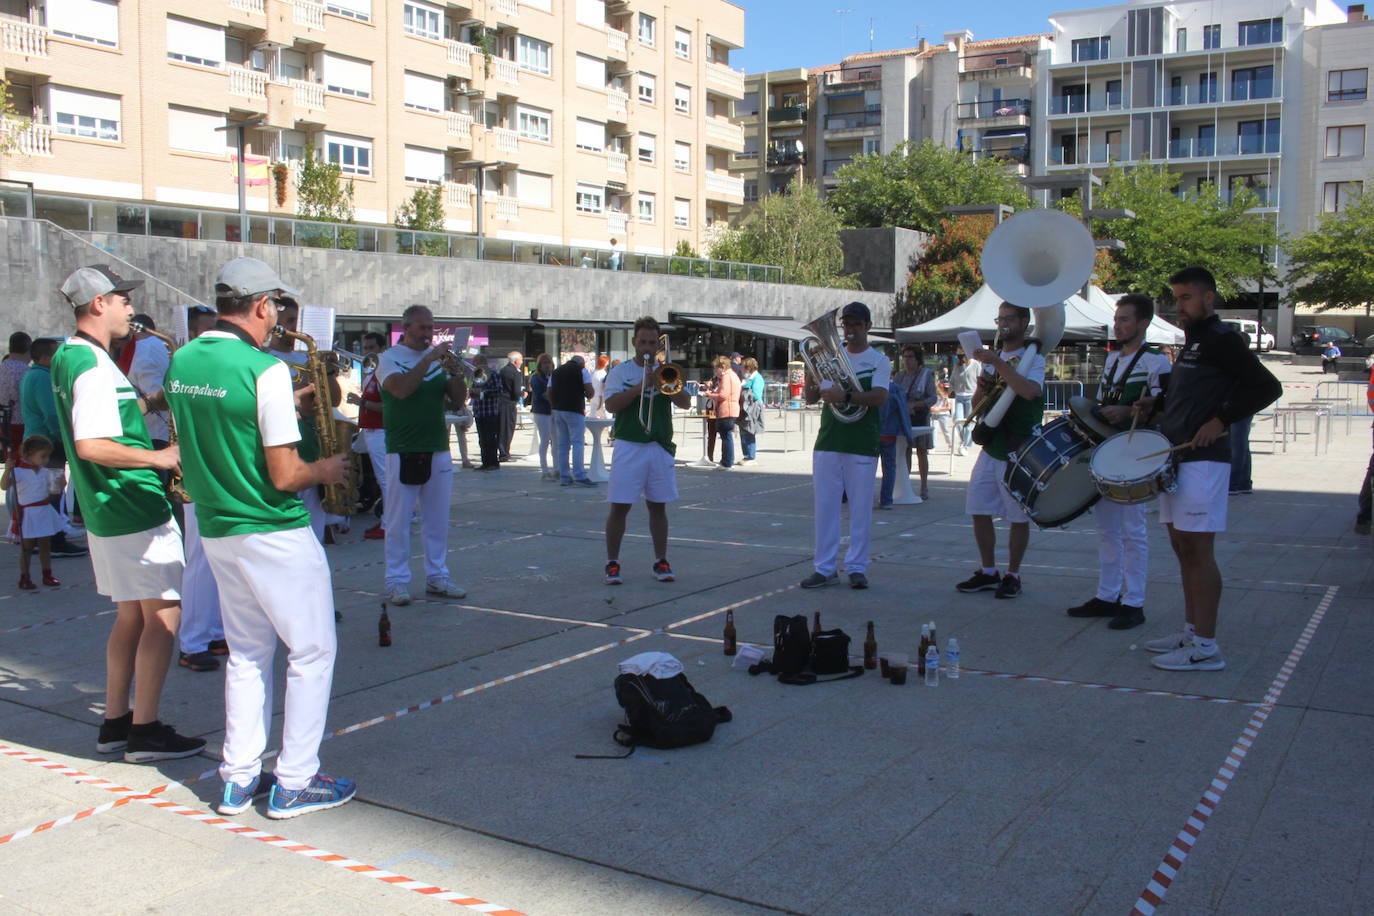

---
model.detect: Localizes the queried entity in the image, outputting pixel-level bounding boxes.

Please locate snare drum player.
[1066,294,1171,630]
[956,302,1044,600]
[1131,268,1280,671]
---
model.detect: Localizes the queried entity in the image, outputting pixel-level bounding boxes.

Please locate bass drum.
[1001,417,1100,529]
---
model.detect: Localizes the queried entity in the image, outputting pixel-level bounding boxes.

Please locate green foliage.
[1077,161,1276,301]
[707,181,858,288]
[395,186,448,256]
[669,239,699,275]
[1284,188,1374,313]
[899,216,995,327]
[0,78,32,157]
[827,140,1030,232]
[296,144,356,226]
[474,30,495,78]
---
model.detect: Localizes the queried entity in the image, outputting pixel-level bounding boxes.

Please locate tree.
[708,181,858,288]
[394,185,448,256]
[897,215,995,327]
[827,140,1030,232]
[0,78,32,158]
[1284,187,1374,314]
[1077,161,1276,301]
[295,145,357,248]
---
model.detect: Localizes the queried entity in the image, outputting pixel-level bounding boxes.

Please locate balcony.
[705,171,745,199]
[2,120,52,156]
[2,19,48,56]
[447,40,477,72]
[608,211,629,235]
[491,57,519,87]
[607,87,629,119]
[1049,144,1124,166]
[606,28,628,61]
[1167,135,1280,159]
[487,196,519,221]
[960,51,1034,80]
[823,109,881,133]
[491,126,519,153]
[766,149,805,168]
[445,182,475,207]
[291,79,325,110]
[491,0,518,23]
[293,0,325,30]
[607,151,628,175]
[956,98,1031,123]
[822,157,851,177]
[229,0,265,13]
[767,105,807,123]
[969,145,1029,166]
[227,64,268,100]
[705,118,745,151]
[447,111,474,143]
[822,66,881,88]
[706,61,746,99]
[1048,93,1127,115]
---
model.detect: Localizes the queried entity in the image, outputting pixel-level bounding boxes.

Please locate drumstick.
[1127,413,1139,443]
[1137,430,1229,460]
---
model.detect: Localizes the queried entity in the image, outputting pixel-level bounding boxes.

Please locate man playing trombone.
[800,302,889,590]
[602,316,692,585]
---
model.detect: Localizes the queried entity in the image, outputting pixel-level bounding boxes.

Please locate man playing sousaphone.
[1065,294,1172,630]
[955,302,1044,600]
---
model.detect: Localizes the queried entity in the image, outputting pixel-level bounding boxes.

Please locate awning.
[535,319,636,329]
[681,315,893,344]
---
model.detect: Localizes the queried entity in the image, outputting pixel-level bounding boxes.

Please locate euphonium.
[273,326,355,517]
[128,321,192,504]
[799,308,867,423]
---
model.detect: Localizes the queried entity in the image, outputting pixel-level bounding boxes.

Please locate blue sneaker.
[217,772,277,816]
[266,773,357,820]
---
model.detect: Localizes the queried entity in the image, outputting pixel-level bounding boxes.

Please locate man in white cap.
[164,257,355,819]
[50,265,205,763]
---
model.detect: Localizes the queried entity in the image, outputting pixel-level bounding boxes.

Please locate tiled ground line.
[1129,584,1339,916]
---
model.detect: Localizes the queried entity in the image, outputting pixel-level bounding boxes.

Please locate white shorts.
[87,518,185,603]
[1159,460,1229,532]
[965,450,1029,524]
[607,440,678,504]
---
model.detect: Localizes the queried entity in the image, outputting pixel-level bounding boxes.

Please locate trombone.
[639,333,684,434]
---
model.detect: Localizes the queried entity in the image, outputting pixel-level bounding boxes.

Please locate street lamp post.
[450,160,510,260]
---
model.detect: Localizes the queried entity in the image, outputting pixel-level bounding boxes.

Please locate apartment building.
[734,67,809,207]
[935,32,1051,177]
[0,0,746,254]
[1297,4,1371,229]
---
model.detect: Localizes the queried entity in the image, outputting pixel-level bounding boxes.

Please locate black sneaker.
[848,572,869,590]
[1108,604,1145,630]
[96,711,132,754]
[123,721,206,763]
[50,542,89,558]
[956,570,1000,593]
[800,571,839,589]
[994,574,1022,599]
[1067,596,1119,617]
[178,651,220,672]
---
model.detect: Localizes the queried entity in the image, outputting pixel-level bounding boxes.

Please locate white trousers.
[363,428,388,509]
[383,451,452,589]
[532,413,553,471]
[300,486,325,543]
[203,526,336,791]
[812,450,878,576]
[1094,499,1149,607]
[179,507,224,654]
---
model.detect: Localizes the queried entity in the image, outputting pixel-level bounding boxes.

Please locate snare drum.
[1067,395,1122,443]
[1001,417,1100,528]
[1089,430,1178,504]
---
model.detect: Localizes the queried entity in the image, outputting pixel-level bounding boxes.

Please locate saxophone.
[272,327,355,517]
[127,322,192,504]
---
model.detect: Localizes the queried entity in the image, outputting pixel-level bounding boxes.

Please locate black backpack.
[610,672,732,750]
[750,614,865,685]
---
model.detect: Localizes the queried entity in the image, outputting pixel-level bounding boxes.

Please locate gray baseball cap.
[214,257,301,299]
[59,265,144,307]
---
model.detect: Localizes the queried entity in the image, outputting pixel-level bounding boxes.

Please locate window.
[1203,24,1220,49]
[674,83,690,114]
[743,179,758,202]
[1326,125,1365,158]
[638,132,656,163]
[167,106,226,155]
[517,36,551,75]
[576,182,605,214]
[1324,181,1361,212]
[638,192,655,222]
[674,141,690,171]
[1231,65,1274,101]
[403,1,442,40]
[1238,17,1282,46]
[517,171,552,207]
[674,27,691,58]
[317,53,372,99]
[166,17,224,68]
[638,14,656,46]
[1197,123,1215,156]
[638,73,656,104]
[327,0,371,21]
[1229,174,1271,205]
[1237,118,1280,155]
[1198,71,1217,103]
[277,48,306,81]
[1176,28,1186,52]
[517,105,551,142]
[322,133,372,175]
[46,0,118,47]
[1126,7,1162,56]
[403,145,445,184]
[1071,36,1109,62]
[863,137,880,155]
[575,54,605,89]
[1105,78,1123,107]
[403,71,444,112]
[1060,83,1087,114]
[1329,69,1369,102]
[575,118,604,151]
[48,86,120,141]
[673,198,690,228]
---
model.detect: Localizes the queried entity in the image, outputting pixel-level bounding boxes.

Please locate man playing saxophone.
[800,302,889,590]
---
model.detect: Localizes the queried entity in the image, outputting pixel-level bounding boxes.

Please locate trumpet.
[799,308,867,423]
[430,345,485,384]
[639,334,683,434]
[128,321,192,504]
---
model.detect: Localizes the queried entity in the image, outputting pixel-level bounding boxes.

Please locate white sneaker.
[1143,630,1190,653]
[1152,643,1225,671]
[386,587,411,606]
[426,578,467,599]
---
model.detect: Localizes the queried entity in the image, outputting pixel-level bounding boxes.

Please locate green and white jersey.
[50,336,172,538]
[1099,347,1171,407]
[165,329,309,538]
[376,344,449,454]
[605,359,676,457]
[981,346,1046,462]
[813,347,889,457]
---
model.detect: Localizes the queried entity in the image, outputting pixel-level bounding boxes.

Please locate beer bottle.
[812,611,822,637]
[723,610,737,656]
[929,621,938,649]
[864,621,878,669]
[918,623,930,675]
[378,602,392,647]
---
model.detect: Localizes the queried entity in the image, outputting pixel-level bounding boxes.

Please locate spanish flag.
[231,154,270,186]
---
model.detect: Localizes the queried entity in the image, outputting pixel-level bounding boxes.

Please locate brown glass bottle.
[812,611,822,637]
[378,603,392,647]
[863,621,878,669]
[723,610,737,656]
[918,623,930,675]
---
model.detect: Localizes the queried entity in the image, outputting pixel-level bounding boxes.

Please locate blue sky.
[733,0,1058,73]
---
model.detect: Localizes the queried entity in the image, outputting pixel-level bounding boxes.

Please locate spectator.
[892,345,938,499]
[125,316,172,450]
[949,347,980,456]
[730,352,744,379]
[877,373,914,509]
[739,357,765,464]
[1321,340,1342,374]
[1357,361,1374,535]
[1,331,30,455]
[529,353,555,480]
[706,355,741,468]
[549,354,595,486]
[590,355,610,418]
[608,239,623,271]
[470,354,503,471]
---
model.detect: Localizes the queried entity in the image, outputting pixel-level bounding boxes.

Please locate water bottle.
[946,638,960,679]
[924,645,939,686]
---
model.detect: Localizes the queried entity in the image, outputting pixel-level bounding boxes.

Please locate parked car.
[1221,319,1275,351]
[1291,325,1356,351]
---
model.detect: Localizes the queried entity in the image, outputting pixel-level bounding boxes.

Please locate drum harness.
[1100,346,1150,408]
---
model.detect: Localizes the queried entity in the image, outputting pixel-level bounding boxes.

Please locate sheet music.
[173,305,190,345]
[298,305,336,350]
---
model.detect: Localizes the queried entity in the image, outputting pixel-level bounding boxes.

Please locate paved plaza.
[0,355,1370,915]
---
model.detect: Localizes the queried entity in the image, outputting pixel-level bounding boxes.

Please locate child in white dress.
[2,435,63,589]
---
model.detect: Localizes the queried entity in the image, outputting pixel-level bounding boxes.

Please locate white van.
[1221,318,1275,352]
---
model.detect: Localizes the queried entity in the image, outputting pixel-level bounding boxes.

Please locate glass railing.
[1048,143,1124,165]
[969,145,1030,165]
[822,157,852,176]
[2,187,784,283]
[823,110,881,130]
[1048,93,1128,114]
[1167,135,1278,159]
[956,98,1030,119]
[767,105,807,122]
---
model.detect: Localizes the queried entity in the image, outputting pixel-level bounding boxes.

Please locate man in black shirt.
[497,351,524,462]
[1132,267,1281,672]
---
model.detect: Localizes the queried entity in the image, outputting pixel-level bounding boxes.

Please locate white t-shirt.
[603,359,653,403]
[985,346,1046,389]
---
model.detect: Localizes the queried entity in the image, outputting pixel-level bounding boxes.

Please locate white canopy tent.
[1082,286,1185,346]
